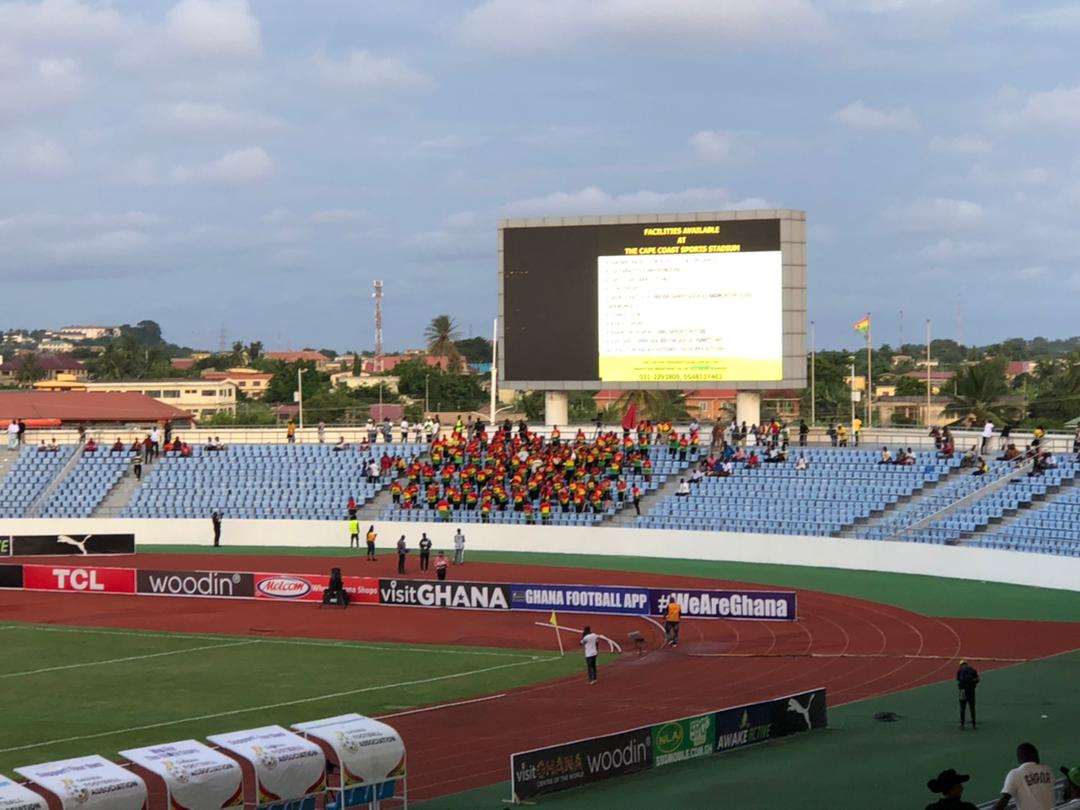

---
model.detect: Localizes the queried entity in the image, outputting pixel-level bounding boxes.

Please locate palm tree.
[230,341,248,366]
[15,353,44,388]
[614,390,690,422]
[945,360,1019,425]
[425,315,461,360]
[247,341,263,363]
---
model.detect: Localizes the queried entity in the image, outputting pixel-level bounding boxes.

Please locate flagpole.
[810,320,816,426]
[865,312,872,429]
[550,612,564,656]
[926,319,932,427]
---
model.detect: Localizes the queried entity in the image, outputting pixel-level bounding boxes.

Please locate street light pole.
[297,368,308,430]
[425,374,430,415]
[810,320,816,426]
[926,319,932,427]
[849,357,856,433]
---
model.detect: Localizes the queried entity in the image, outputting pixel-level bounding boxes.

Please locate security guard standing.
[664,595,682,648]
[419,532,432,571]
[348,517,360,550]
[956,659,980,730]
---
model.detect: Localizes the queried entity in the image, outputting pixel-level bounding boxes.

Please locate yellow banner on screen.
[598,356,783,383]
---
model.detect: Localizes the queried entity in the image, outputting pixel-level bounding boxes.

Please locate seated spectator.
[795,453,808,471]
[675,478,690,497]
[179,442,193,458]
[48,438,60,452]
[37,440,48,452]
[972,457,989,476]
[959,447,978,468]
[130,437,142,454]
[746,451,760,469]
[720,460,734,477]
[893,447,908,465]
[998,443,1021,461]
[689,468,704,485]
[901,447,916,465]
[878,446,893,464]
[84,438,98,453]
[1058,765,1080,810]
[111,437,125,453]
[925,768,977,810]
[937,441,955,459]
[734,446,747,462]
[990,742,1054,810]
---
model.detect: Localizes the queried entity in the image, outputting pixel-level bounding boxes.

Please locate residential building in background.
[265,350,331,370]
[0,353,87,383]
[81,379,237,420]
[58,326,121,341]
[200,368,273,399]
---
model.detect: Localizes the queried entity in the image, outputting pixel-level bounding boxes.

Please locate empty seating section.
[640,450,945,536]
[39,451,132,518]
[123,444,426,520]
[381,430,694,526]
[0,446,75,518]
[854,459,1014,540]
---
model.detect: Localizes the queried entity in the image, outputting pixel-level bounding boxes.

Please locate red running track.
[3,553,1079,801]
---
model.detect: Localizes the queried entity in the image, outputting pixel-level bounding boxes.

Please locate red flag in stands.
[621,401,637,431]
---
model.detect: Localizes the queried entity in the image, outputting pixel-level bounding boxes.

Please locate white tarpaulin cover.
[120,740,242,810]
[207,726,325,804]
[14,755,146,810]
[0,776,46,810]
[291,715,405,788]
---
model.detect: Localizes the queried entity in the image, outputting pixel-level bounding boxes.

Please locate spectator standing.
[16,418,26,447]
[419,532,432,571]
[956,660,979,729]
[799,420,808,446]
[453,528,465,565]
[632,484,641,516]
[1058,766,1080,810]
[211,511,222,547]
[317,422,326,444]
[852,416,862,447]
[925,768,977,810]
[664,595,681,647]
[981,420,994,455]
[837,424,848,447]
[286,419,297,444]
[132,454,143,481]
[365,525,377,561]
[991,743,1055,810]
[348,517,360,550]
[7,419,19,451]
[396,535,408,574]
[581,625,600,684]
[434,551,449,580]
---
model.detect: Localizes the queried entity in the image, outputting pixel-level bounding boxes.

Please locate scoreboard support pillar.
[735,390,761,428]
[544,391,568,427]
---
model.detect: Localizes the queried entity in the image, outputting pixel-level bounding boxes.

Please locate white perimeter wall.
[2,518,1078,592]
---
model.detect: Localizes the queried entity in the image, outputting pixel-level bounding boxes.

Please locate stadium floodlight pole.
[849,357,856,432]
[297,368,308,431]
[865,312,872,429]
[490,318,498,428]
[810,320,816,426]
[926,319,932,427]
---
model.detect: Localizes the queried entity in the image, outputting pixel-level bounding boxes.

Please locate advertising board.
[22,565,135,594]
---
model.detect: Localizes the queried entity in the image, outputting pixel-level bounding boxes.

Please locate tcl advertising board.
[22,565,135,594]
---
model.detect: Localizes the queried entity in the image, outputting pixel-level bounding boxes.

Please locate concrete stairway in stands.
[92,461,148,517]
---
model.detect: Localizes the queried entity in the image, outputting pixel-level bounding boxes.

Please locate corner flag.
[548,610,558,626]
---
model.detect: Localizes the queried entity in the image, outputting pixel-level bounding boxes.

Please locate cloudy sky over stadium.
[1,0,1078,352]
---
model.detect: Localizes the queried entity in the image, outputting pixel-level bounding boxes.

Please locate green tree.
[262,361,329,404]
[230,341,247,366]
[425,315,461,360]
[613,390,689,422]
[945,360,1020,425]
[454,336,493,365]
[247,341,263,363]
[894,375,927,396]
[91,335,175,380]
[14,353,45,387]
[203,402,277,426]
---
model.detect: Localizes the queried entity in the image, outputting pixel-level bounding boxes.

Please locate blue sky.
[2,0,1078,353]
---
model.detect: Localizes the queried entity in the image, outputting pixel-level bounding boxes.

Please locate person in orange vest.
[664,594,682,647]
[436,497,450,521]
[678,434,689,461]
[523,501,535,524]
[539,499,552,523]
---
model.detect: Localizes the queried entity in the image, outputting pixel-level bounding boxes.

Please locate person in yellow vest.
[852,416,862,447]
[348,517,360,550]
[837,424,848,447]
[664,595,682,647]
[365,525,377,561]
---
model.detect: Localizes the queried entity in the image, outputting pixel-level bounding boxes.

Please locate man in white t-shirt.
[991,742,1055,810]
[6,420,19,450]
[981,420,995,454]
[1058,766,1080,810]
[580,626,600,684]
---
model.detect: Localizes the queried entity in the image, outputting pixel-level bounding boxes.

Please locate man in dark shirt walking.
[419,532,432,571]
[396,535,408,574]
[211,511,222,547]
[956,660,980,730]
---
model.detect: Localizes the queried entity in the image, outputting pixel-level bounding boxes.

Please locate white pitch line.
[0,640,260,680]
[0,625,539,660]
[0,656,561,756]
[376,692,507,720]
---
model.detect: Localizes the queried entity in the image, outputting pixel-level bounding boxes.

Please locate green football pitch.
[0,624,580,774]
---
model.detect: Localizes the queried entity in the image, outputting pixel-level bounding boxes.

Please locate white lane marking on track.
[0,640,260,679]
[377,693,507,720]
[0,624,538,659]
[0,656,561,756]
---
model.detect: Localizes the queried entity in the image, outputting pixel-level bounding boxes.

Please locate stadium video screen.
[502,219,783,384]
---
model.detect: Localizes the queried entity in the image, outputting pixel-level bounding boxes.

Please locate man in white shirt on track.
[991,742,1055,810]
[580,626,600,684]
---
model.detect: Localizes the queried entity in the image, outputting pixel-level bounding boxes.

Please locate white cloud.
[316,50,431,95]
[0,0,134,45]
[833,101,917,131]
[311,209,368,225]
[170,146,273,185]
[929,135,991,155]
[0,56,83,121]
[460,0,827,54]
[689,130,750,164]
[1,136,70,176]
[152,101,282,137]
[500,186,771,218]
[884,197,985,232]
[165,0,261,62]
[408,211,487,260]
[997,84,1080,130]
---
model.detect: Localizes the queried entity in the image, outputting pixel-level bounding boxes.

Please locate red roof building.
[265,351,332,370]
[0,353,87,382]
[0,391,192,425]
[363,354,462,374]
[1006,360,1036,379]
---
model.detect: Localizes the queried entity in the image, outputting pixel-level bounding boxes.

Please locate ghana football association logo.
[252,745,278,770]
[164,759,192,784]
[337,730,361,755]
[61,777,91,804]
